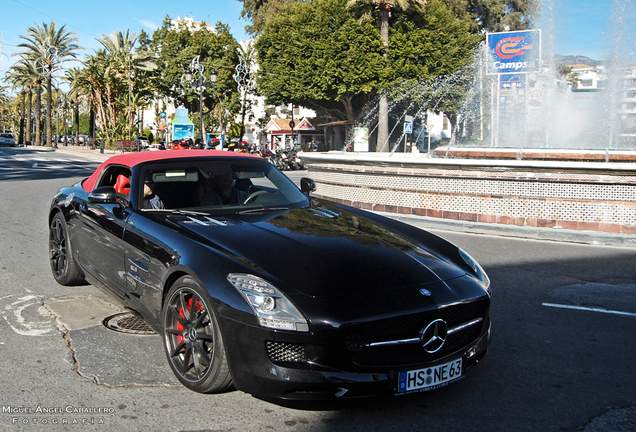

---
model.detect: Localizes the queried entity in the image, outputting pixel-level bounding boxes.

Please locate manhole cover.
[103,312,156,335]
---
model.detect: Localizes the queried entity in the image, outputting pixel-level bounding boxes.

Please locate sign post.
[403,115,413,152]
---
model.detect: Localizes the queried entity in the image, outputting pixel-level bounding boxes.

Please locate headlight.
[458,249,491,293]
[227,274,309,332]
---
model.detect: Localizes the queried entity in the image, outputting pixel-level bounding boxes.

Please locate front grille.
[344,299,489,367]
[266,341,307,363]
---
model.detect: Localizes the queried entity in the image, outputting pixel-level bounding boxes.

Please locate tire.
[163,276,233,393]
[49,212,84,286]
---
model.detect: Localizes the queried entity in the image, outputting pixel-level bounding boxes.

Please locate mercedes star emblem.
[420,319,448,353]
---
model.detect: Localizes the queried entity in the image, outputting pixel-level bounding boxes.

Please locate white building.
[570,64,605,91]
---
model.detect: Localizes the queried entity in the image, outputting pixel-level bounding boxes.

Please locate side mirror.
[88,186,118,204]
[300,178,316,195]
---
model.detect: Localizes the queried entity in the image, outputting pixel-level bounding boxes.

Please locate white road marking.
[542,302,636,317]
[1,295,56,336]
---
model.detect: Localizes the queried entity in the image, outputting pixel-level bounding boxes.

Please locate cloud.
[138,20,159,30]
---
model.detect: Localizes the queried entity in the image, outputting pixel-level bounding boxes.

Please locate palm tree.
[15,22,81,146]
[9,59,40,144]
[65,67,85,145]
[97,30,157,139]
[75,30,157,144]
[346,0,426,151]
[0,84,10,131]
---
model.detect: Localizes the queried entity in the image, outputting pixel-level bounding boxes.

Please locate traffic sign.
[404,122,413,134]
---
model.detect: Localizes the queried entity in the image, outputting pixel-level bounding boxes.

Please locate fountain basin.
[300,151,636,238]
[432,146,636,162]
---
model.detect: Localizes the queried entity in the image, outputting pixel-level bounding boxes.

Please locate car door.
[121,211,178,320]
[74,166,132,298]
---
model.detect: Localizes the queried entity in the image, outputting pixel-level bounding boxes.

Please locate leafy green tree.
[240,0,302,35]
[385,1,479,135]
[346,0,427,151]
[440,0,538,33]
[256,0,386,130]
[241,0,536,36]
[150,17,240,139]
[257,0,477,148]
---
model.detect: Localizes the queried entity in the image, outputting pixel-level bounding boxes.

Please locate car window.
[139,159,308,212]
[97,166,132,192]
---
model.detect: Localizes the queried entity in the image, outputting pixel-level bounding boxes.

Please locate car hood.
[169,204,467,298]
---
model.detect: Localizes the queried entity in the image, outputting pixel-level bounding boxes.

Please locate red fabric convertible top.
[82,150,260,192]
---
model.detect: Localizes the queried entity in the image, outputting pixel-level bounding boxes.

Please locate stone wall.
[301,153,636,235]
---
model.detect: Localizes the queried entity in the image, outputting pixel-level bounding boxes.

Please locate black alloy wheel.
[49,213,84,286]
[163,276,233,393]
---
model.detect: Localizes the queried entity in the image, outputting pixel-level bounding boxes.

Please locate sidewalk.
[22,144,117,162]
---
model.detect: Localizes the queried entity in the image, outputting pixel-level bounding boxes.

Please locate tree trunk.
[377,95,389,152]
[75,98,80,145]
[19,89,25,145]
[376,8,390,152]
[46,75,52,147]
[35,84,42,146]
[25,88,32,145]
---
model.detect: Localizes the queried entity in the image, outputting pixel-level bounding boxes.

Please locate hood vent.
[311,207,341,219]
[182,216,230,227]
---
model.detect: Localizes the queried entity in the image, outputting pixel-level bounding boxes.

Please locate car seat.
[114,174,131,195]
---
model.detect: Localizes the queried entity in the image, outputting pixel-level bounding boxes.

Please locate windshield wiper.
[236,206,289,214]
[144,208,211,216]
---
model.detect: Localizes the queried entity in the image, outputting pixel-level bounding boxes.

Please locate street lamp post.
[234,49,256,144]
[56,98,61,149]
[182,55,217,146]
[62,101,67,146]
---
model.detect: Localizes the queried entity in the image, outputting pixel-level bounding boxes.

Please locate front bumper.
[219,315,491,404]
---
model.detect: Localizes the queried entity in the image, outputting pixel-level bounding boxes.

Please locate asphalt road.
[0,146,634,432]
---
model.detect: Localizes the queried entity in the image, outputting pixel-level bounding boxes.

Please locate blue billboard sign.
[486,30,541,75]
[172,124,194,140]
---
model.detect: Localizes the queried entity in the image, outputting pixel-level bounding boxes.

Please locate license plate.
[397,358,463,393]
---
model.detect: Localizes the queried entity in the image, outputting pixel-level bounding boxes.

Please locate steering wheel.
[243,190,268,205]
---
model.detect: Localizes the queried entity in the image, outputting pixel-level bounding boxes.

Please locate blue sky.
[0,0,251,72]
[0,0,631,75]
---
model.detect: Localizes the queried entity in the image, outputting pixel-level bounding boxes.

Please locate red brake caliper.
[177,297,203,343]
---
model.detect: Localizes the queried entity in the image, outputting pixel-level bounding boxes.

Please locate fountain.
[440,0,636,160]
[300,0,636,242]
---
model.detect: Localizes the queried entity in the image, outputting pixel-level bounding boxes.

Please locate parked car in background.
[0,133,16,147]
[134,136,150,150]
[58,135,75,145]
[148,143,166,151]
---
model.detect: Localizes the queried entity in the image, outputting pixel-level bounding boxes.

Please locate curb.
[377,212,636,247]
[14,145,55,152]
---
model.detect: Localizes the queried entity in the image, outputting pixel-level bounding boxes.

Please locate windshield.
[139,158,308,212]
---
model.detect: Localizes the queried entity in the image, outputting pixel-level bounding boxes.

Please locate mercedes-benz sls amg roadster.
[48,150,491,404]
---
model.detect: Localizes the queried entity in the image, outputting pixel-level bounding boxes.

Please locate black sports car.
[48,150,491,403]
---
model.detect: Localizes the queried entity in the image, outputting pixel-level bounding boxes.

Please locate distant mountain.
[554,55,602,67]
